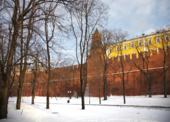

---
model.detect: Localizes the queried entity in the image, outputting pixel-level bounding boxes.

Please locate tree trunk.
[147,74,152,98]
[32,59,37,104]
[31,79,36,104]
[46,48,50,109]
[80,63,85,109]
[98,80,101,104]
[46,81,50,109]
[103,75,108,100]
[44,11,53,109]
[16,84,22,109]
[103,53,108,101]
[162,35,168,98]
[16,31,29,109]
[143,73,151,97]
[46,41,51,109]
[46,40,51,109]
[0,14,19,118]
[80,78,85,109]
[163,68,167,98]
[16,69,26,109]
[120,55,126,104]
[163,49,168,98]
[122,73,126,104]
[0,81,8,119]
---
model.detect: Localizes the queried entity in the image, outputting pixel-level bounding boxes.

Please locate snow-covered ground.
[1,95,170,122]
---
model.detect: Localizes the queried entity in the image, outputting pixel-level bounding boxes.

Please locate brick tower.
[87,29,104,97]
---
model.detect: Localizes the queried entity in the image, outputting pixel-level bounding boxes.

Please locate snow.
[1,95,170,122]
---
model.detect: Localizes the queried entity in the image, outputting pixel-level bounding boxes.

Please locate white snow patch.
[1,95,170,122]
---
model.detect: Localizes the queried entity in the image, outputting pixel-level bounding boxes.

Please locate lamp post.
[67,90,72,103]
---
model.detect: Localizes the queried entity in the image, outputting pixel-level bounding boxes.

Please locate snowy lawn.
[1,95,170,122]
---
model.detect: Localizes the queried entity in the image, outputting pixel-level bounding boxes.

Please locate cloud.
[102,0,170,37]
[144,28,156,35]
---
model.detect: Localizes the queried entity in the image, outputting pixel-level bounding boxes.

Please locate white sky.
[102,0,170,38]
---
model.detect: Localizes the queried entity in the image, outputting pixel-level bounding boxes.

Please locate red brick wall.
[10,30,170,97]
[104,49,170,96]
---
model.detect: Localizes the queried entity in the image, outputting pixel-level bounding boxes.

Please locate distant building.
[107,30,170,60]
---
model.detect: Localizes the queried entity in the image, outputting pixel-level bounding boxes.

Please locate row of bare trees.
[0,0,77,119]
[0,0,108,118]
[132,30,169,98]
[1,0,167,119]
[105,29,169,102]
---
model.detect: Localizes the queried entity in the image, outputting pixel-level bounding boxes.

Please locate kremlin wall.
[10,29,170,97]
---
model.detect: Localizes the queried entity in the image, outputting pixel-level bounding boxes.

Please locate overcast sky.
[102,0,170,38]
[59,0,170,64]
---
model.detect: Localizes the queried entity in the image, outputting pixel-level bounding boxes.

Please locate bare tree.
[40,3,58,109]
[31,0,76,109]
[68,0,107,109]
[29,34,51,104]
[0,22,11,119]
[159,29,170,98]
[16,0,36,109]
[0,0,35,117]
[133,37,153,97]
[101,29,114,100]
[0,0,76,118]
[31,54,38,104]
[112,29,127,104]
